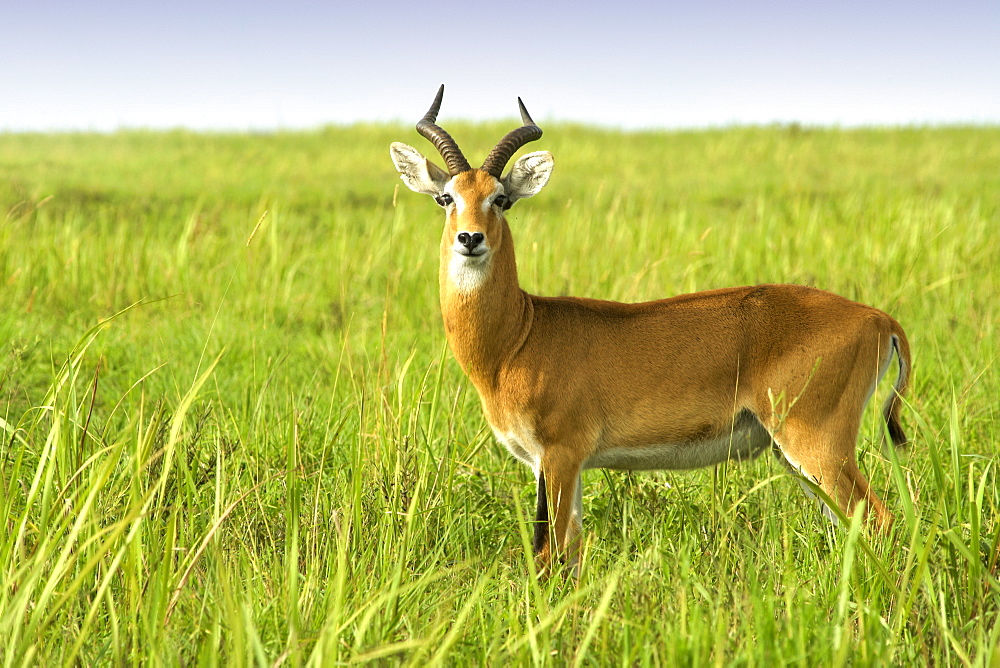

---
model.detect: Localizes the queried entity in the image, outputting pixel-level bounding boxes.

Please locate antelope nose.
[457,232,484,251]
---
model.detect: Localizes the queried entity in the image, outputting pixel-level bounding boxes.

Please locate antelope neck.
[439,223,532,390]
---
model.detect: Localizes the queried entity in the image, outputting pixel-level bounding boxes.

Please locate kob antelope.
[390,86,911,571]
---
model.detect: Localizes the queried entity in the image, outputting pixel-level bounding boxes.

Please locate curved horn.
[415,85,472,175]
[481,97,543,178]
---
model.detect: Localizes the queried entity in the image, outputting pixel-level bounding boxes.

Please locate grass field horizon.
[2,123,998,665]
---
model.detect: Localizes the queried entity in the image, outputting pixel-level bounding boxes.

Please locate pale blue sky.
[2,0,998,131]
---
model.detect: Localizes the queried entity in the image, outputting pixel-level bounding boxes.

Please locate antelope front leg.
[534,454,584,576]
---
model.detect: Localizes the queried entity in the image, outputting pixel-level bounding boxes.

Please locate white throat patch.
[448,251,490,293]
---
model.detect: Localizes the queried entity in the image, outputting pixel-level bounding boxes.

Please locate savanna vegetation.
[1,123,998,664]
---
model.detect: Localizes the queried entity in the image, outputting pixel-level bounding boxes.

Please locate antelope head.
[390,85,554,293]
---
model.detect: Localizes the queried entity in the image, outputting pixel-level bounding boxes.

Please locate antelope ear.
[502,151,554,203]
[390,142,450,195]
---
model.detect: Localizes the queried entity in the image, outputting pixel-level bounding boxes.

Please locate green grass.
[1,123,998,665]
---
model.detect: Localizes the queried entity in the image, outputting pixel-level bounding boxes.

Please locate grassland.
[1,123,998,665]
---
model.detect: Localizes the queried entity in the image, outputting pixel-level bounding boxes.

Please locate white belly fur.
[490,410,773,473]
[585,417,773,471]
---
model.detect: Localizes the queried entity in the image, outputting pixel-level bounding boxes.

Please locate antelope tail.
[882,322,912,447]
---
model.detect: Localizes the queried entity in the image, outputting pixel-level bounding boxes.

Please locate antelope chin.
[448,251,491,292]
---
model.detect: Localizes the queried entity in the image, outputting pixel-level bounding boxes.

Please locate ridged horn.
[481,97,543,178]
[415,85,472,175]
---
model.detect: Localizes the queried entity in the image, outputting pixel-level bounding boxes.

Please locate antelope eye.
[434,193,454,207]
[493,194,509,210]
